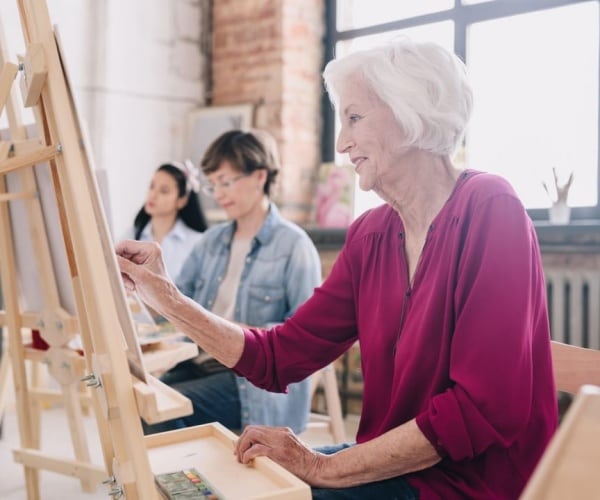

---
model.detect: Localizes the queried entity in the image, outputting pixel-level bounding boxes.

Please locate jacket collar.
[217,203,282,247]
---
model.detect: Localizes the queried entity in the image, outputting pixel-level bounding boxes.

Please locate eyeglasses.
[201,173,249,196]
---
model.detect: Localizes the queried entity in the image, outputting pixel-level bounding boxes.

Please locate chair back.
[550,341,600,393]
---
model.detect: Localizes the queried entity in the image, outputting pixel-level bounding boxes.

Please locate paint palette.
[155,468,223,499]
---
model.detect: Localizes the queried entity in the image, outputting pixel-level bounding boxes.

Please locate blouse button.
[264,295,271,302]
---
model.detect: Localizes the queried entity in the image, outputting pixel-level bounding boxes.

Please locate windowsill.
[304,226,347,250]
[534,219,600,253]
[306,220,600,254]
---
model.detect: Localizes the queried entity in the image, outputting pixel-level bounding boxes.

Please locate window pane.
[335,21,454,59]
[466,2,599,209]
[337,0,453,31]
[333,23,455,218]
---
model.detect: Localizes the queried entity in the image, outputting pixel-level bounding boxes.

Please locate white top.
[211,238,252,321]
[122,218,203,281]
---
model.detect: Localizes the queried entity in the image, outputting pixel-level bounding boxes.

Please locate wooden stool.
[306,363,347,444]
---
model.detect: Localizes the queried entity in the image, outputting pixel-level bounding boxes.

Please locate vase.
[548,202,571,225]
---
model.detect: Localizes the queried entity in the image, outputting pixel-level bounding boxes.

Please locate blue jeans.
[311,444,419,500]
[142,369,241,434]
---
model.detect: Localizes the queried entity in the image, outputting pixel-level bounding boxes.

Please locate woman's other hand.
[235,425,328,486]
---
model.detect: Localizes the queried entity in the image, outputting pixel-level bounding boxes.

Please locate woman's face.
[336,76,409,193]
[144,170,186,218]
[206,160,266,220]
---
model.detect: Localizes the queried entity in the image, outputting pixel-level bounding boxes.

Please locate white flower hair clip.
[172,159,201,194]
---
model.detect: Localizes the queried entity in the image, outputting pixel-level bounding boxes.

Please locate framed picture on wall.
[314,162,355,228]
[185,103,254,222]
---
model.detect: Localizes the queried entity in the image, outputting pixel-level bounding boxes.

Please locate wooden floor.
[0,404,360,499]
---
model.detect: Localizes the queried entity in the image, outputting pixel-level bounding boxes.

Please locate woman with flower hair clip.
[124,161,208,281]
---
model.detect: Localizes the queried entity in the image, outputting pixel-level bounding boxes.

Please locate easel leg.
[63,381,95,492]
[0,339,11,438]
[28,356,44,448]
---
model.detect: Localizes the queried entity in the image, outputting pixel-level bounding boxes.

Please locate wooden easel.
[0,1,311,499]
[0,1,193,498]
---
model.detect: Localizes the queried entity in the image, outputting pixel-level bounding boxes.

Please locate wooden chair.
[304,363,347,444]
[550,340,600,393]
[520,342,600,499]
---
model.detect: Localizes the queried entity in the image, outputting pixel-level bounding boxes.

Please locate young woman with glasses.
[142,129,322,435]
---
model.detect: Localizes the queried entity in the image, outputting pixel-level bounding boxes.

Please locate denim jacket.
[176,204,321,432]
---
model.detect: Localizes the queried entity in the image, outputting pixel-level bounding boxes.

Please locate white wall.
[0,0,210,238]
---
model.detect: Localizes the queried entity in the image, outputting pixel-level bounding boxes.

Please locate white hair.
[323,37,473,156]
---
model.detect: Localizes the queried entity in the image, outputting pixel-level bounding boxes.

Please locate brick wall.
[1,0,325,233]
[212,0,325,223]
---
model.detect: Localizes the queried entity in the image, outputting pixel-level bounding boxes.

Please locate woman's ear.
[177,194,189,210]
[256,169,268,191]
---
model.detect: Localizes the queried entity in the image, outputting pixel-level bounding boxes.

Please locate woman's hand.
[115,240,176,314]
[235,425,328,486]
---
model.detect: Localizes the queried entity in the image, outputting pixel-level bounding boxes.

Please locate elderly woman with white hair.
[117,38,557,499]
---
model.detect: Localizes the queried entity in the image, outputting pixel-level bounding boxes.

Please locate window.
[324,0,600,221]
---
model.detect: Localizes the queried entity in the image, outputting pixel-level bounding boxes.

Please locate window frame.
[322,0,600,222]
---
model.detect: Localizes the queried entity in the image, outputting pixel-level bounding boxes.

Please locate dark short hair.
[200,129,280,196]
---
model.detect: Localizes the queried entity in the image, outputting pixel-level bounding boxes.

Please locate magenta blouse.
[235,170,557,499]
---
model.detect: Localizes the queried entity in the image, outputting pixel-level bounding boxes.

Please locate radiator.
[545,270,600,349]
